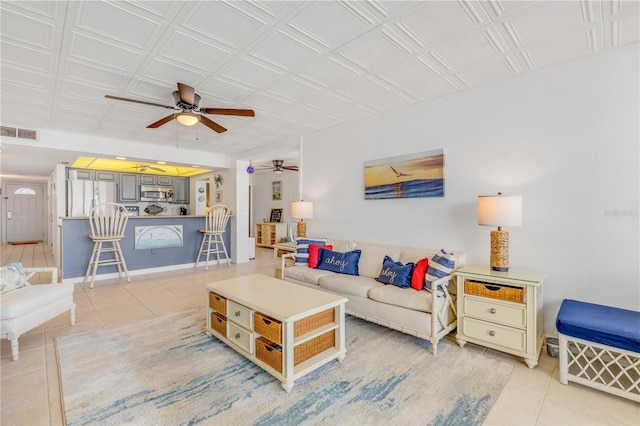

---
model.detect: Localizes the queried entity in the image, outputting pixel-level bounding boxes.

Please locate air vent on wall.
[1,126,38,141]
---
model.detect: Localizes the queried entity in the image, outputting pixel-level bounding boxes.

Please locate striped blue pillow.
[295,238,327,266]
[424,249,456,295]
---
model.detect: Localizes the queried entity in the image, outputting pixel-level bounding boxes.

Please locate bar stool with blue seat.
[84,202,131,288]
[195,205,231,270]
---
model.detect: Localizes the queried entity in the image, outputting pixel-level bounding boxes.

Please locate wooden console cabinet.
[255,222,286,248]
[455,265,546,368]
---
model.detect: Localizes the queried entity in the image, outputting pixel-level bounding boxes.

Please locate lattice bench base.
[559,333,640,402]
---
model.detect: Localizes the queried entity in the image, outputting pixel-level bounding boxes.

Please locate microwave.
[140,185,174,202]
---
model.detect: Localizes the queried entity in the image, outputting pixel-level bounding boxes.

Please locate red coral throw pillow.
[308,244,333,268]
[411,257,429,290]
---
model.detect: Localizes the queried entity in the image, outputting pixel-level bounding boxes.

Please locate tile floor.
[1,243,638,425]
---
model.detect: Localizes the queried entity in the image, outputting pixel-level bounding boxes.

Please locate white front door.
[5,183,45,243]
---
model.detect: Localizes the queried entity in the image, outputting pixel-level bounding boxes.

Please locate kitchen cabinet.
[71,169,93,180]
[157,175,173,186]
[139,175,173,185]
[95,171,117,182]
[173,177,189,204]
[118,173,139,202]
[140,175,156,185]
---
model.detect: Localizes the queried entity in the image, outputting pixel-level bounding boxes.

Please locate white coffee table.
[205,274,347,392]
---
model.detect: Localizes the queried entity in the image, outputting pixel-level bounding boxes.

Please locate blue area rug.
[56,308,513,425]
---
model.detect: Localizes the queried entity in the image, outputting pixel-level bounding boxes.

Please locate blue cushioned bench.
[556,299,640,402]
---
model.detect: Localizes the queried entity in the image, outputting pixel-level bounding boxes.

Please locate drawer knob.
[490,308,497,314]
[489,330,496,337]
[235,333,241,339]
[235,311,241,317]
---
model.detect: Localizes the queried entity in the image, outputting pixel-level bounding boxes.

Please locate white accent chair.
[1,263,75,361]
[84,202,130,288]
[195,205,231,270]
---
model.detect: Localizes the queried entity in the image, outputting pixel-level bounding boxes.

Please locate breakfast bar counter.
[60,215,231,280]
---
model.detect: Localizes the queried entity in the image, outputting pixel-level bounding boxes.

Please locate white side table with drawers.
[455,265,546,368]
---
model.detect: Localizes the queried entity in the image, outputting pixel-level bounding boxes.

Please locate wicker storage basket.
[294,308,335,338]
[255,336,282,373]
[210,312,227,337]
[294,330,336,365]
[255,330,336,373]
[465,279,524,303]
[255,309,336,344]
[209,292,226,315]
[254,313,283,344]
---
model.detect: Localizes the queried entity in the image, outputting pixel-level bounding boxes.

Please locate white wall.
[301,44,640,335]
[251,168,300,237]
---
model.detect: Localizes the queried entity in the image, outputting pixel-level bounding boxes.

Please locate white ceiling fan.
[253,160,299,175]
[121,163,166,173]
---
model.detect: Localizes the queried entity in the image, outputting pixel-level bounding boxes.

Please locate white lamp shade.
[478,195,522,227]
[291,201,313,220]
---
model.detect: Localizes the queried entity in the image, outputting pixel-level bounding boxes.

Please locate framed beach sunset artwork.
[364,149,444,200]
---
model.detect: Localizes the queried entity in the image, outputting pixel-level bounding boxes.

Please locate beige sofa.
[280,239,467,355]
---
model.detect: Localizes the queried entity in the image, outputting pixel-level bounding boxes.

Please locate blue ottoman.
[556,299,640,402]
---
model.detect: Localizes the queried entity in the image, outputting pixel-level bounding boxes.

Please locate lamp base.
[490,229,510,272]
[297,220,307,238]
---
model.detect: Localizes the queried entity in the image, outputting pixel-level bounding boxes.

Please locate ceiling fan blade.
[283,166,299,171]
[199,116,227,133]
[147,114,176,128]
[177,82,195,105]
[105,95,177,110]
[147,165,166,172]
[200,108,255,117]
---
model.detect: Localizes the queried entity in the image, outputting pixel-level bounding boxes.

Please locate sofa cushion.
[425,249,456,295]
[376,256,414,288]
[317,249,361,276]
[308,244,332,269]
[294,238,327,266]
[327,240,358,253]
[318,274,382,298]
[399,248,438,265]
[0,283,75,320]
[356,243,401,279]
[368,285,435,313]
[284,265,334,286]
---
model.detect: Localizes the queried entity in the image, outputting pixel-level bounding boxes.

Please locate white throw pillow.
[0,262,29,295]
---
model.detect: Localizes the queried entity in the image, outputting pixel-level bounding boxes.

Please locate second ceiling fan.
[255,160,299,174]
[105,82,255,133]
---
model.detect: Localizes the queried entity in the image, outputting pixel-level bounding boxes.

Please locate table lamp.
[291,201,313,238]
[478,193,522,272]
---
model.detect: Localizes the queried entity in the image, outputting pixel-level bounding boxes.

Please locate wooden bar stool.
[195,205,231,270]
[84,203,130,288]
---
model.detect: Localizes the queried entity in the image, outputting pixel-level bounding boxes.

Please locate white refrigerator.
[67,180,118,217]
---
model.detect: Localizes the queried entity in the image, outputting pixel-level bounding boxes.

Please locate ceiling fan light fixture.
[176,112,200,126]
